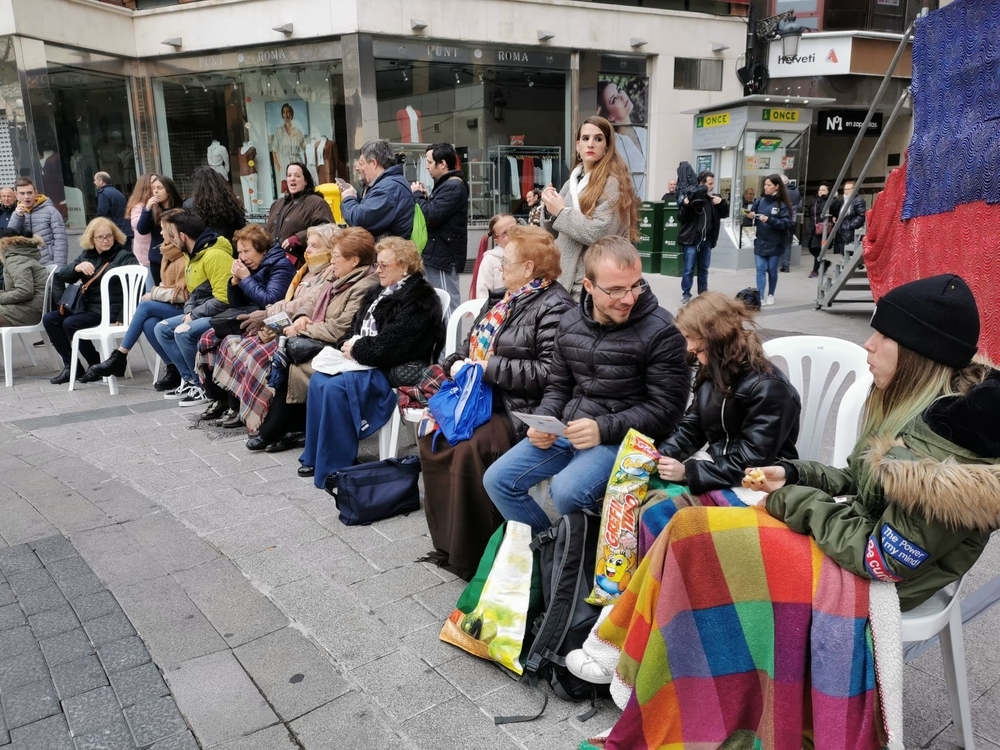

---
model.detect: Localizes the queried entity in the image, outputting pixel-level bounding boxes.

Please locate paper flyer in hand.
[510,411,567,437]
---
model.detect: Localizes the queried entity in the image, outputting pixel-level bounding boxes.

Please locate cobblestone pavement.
[0,267,995,749]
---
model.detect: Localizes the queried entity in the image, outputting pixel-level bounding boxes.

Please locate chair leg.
[19,333,37,367]
[378,408,402,460]
[98,338,119,396]
[2,332,12,388]
[68,335,80,391]
[940,601,975,749]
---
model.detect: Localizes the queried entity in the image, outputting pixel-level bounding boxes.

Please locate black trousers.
[42,310,101,366]
[257,379,306,443]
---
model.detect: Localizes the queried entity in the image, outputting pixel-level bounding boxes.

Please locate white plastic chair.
[377,295,480,460]
[0,263,61,387]
[68,266,148,395]
[901,577,974,749]
[763,335,870,463]
[434,288,451,319]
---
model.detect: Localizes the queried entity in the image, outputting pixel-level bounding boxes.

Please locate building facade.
[0,0,747,234]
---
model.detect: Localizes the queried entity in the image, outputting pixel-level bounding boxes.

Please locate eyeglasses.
[94,234,115,242]
[500,259,527,269]
[590,279,648,301]
[376,261,397,271]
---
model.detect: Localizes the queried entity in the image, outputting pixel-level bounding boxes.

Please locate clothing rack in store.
[389,142,437,190]
[488,145,562,218]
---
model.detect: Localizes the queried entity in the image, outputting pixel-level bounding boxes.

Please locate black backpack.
[496,511,609,725]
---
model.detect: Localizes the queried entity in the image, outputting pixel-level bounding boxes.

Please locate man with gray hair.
[93,171,131,241]
[339,139,414,240]
[484,236,690,533]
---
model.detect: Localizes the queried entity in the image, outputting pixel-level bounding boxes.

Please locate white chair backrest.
[434,288,451,321]
[446,298,487,354]
[97,266,148,328]
[832,373,873,467]
[763,335,870,463]
[42,264,59,316]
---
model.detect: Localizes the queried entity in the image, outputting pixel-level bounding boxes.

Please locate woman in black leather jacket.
[420,225,573,580]
[656,291,801,494]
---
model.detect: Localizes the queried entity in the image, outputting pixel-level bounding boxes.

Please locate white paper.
[264,311,292,333]
[510,411,567,437]
[310,347,374,376]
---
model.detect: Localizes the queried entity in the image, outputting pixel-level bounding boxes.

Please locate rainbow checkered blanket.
[597,505,886,750]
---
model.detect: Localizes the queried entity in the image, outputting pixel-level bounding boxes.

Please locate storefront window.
[153,62,347,217]
[374,57,568,226]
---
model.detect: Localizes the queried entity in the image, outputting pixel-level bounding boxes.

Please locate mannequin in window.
[206,140,230,178]
[38,143,68,220]
[598,80,648,199]
[239,140,258,211]
[270,103,306,193]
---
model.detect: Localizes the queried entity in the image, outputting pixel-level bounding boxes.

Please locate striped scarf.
[360,275,408,338]
[468,278,548,362]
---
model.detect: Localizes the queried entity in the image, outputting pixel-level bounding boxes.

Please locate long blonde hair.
[575,116,639,242]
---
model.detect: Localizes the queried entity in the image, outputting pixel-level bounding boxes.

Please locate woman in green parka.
[749,273,1000,611]
[0,229,50,328]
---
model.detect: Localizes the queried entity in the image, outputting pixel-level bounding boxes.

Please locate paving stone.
[435,649,516,701]
[7,569,55,597]
[116,576,227,667]
[207,724,298,750]
[268,576,361,636]
[26,604,79,639]
[0,582,15,607]
[56,571,106,600]
[71,591,122,623]
[0,625,41,662]
[234,627,350,721]
[73,719,135,750]
[8,713,75,750]
[351,648,458,722]
[28,536,78,566]
[0,678,60,729]
[82,611,136,647]
[290,690,401,749]
[38,627,93,668]
[63,686,123,738]
[147,730,199,749]
[45,556,94,585]
[310,609,399,672]
[108,662,168,708]
[17,586,67,616]
[0,602,26,632]
[401,622,462,669]
[123,696,193,747]
[69,526,166,588]
[50,655,110,700]
[163,650,277,746]
[171,558,286,648]
[347,565,443,609]
[402,693,521,750]
[310,548,380,586]
[0,647,49,692]
[373,596,438,638]
[96,637,151,674]
[0,546,41,576]
[122,513,218,573]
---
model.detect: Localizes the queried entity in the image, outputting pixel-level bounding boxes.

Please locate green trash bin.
[660,204,682,277]
[636,201,663,274]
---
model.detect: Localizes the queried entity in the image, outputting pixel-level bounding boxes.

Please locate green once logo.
[762,109,771,121]
[696,116,704,128]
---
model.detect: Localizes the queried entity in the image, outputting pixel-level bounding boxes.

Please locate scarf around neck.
[567,166,590,212]
[469,278,549,361]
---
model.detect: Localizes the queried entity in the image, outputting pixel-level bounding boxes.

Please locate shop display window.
[375,60,567,225]
[153,64,347,218]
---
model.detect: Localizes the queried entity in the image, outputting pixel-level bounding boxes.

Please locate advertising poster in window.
[266,100,309,194]
[597,74,648,199]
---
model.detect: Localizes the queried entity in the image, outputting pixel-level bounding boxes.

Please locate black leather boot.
[154,363,181,391]
[79,350,128,383]
[50,362,85,385]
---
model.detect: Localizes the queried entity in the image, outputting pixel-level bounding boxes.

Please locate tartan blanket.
[196,329,223,378]
[212,335,278,434]
[596,504,885,750]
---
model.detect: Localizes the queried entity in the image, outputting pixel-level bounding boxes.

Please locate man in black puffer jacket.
[484,236,690,534]
[677,170,728,304]
[413,143,468,317]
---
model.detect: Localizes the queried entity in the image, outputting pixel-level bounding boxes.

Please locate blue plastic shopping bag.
[427,363,493,446]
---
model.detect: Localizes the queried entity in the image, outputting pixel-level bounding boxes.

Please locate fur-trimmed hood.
[0,233,43,262]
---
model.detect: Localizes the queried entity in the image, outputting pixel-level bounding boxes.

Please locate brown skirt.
[418,412,513,580]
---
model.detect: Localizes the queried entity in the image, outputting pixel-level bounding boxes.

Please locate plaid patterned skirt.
[212,334,279,433]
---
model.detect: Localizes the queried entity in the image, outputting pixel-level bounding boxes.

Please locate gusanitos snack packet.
[586,429,659,605]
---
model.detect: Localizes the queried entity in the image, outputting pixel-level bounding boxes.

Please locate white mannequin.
[206,140,230,177]
[239,141,258,211]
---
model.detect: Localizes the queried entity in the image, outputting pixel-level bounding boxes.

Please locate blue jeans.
[483,437,620,535]
[422,265,460,318]
[755,254,780,296]
[153,314,213,384]
[681,240,711,299]
[780,236,793,269]
[121,299,181,358]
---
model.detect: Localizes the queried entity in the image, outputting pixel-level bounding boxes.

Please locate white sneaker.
[163,382,193,400]
[765,295,775,306]
[566,648,613,685]
[178,386,209,407]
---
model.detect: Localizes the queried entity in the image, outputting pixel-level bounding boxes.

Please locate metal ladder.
[815,18,919,308]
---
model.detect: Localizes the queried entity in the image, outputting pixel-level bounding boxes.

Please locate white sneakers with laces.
[764,295,775,306]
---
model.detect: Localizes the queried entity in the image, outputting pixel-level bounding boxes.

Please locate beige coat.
[287,266,380,403]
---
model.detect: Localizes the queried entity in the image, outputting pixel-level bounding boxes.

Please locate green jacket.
[767,372,1000,611]
[0,234,49,327]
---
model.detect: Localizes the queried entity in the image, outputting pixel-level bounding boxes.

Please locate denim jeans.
[122,299,181,358]
[482,437,620,535]
[780,235,793,268]
[422,265,460,318]
[680,240,711,299]
[755,254,780,296]
[153,314,213,384]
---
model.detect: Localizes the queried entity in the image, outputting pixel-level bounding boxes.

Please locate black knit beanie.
[870,274,979,368]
